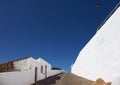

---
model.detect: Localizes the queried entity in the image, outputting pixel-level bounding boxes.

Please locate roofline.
[0,56,32,65]
[36,57,50,64]
[97,1,120,31]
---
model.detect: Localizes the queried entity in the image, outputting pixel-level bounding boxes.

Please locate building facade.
[0,57,52,78]
[72,2,120,83]
[0,56,63,85]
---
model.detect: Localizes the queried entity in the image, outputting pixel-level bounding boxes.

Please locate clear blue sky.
[0,0,119,71]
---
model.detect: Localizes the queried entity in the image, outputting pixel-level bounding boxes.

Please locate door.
[35,67,38,82]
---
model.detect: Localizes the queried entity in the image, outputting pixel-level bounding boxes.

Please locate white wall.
[0,57,42,85]
[13,59,29,71]
[112,76,120,85]
[14,57,52,80]
[72,6,120,82]
[36,57,51,73]
[0,70,64,85]
[47,70,64,77]
[0,57,64,85]
[0,70,34,85]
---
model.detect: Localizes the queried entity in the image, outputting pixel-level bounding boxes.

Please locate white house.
[13,57,53,80]
[0,57,63,85]
[72,2,120,83]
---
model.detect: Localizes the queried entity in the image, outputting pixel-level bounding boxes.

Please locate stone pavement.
[31,73,94,85]
[57,73,94,85]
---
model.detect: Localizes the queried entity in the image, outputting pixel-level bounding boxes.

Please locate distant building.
[72,2,120,83]
[0,57,51,75]
[0,57,30,72]
[0,56,63,85]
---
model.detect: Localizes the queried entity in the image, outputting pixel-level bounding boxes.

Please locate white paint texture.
[0,70,63,85]
[47,70,64,77]
[0,71,34,85]
[0,57,63,85]
[112,76,120,85]
[13,59,30,71]
[36,57,51,73]
[72,6,120,82]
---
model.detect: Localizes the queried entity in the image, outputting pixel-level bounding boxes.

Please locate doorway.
[35,67,38,82]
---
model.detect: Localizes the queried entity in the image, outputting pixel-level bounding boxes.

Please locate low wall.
[0,70,64,85]
[47,70,64,77]
[0,70,34,85]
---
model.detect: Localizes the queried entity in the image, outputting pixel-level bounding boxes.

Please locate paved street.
[32,73,94,85]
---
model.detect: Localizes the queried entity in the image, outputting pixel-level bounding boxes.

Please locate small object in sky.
[97,3,101,8]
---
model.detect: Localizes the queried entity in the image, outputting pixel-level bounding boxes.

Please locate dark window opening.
[41,65,43,73]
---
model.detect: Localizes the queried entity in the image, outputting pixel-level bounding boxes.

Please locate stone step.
[31,73,64,85]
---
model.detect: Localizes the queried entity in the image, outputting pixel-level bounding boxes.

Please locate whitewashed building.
[0,57,63,85]
[13,57,52,80]
[72,2,120,84]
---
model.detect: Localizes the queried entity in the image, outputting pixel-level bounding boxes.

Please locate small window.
[41,65,43,73]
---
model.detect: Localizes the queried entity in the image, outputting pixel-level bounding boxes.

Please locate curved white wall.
[112,76,120,85]
[72,6,120,82]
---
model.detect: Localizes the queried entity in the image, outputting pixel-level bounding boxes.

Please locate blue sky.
[0,0,119,71]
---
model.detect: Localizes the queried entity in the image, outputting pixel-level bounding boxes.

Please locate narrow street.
[32,73,94,85]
